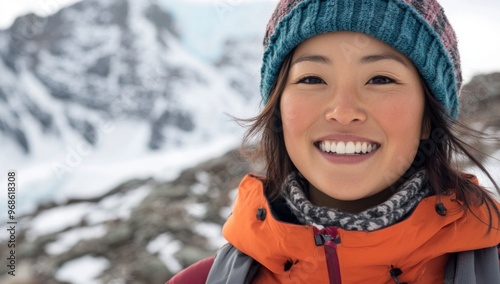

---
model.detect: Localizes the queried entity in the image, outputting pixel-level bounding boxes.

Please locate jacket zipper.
[314,226,341,284]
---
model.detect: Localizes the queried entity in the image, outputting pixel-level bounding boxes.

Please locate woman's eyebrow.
[360,52,408,67]
[291,52,408,67]
[291,54,332,66]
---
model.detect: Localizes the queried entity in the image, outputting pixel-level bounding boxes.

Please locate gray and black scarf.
[281,170,431,231]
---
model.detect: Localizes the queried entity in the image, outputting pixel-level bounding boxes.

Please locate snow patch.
[55,255,110,284]
[86,184,152,224]
[45,225,107,255]
[192,222,225,249]
[186,203,208,218]
[27,203,94,240]
[147,233,183,273]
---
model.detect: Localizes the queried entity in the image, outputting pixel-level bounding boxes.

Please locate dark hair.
[240,52,294,198]
[241,51,500,230]
[420,83,500,231]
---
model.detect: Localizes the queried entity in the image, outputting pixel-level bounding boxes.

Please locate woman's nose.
[324,88,367,125]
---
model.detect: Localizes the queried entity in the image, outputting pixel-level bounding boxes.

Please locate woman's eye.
[367,76,395,85]
[297,76,325,85]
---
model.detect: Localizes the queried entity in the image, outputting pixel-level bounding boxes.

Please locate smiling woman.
[167,0,500,283]
[281,32,428,208]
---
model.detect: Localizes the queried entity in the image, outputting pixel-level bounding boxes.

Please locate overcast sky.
[0,0,499,80]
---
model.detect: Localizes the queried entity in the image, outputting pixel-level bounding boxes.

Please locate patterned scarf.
[281,170,431,231]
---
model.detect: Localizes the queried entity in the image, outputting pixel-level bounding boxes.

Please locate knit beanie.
[261,0,462,119]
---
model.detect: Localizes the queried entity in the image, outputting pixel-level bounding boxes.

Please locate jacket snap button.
[256,208,266,221]
[435,203,447,216]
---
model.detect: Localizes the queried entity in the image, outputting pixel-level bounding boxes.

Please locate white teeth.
[324,141,331,152]
[345,141,355,154]
[361,142,367,153]
[319,141,378,155]
[336,142,346,154]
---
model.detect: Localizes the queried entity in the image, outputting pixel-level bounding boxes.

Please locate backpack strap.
[444,246,500,284]
[206,243,260,284]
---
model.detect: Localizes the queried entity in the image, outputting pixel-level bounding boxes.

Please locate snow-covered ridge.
[0,0,271,215]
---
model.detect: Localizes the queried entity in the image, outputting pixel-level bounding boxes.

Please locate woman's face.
[280,31,428,201]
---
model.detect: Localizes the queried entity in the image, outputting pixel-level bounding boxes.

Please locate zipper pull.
[314,233,332,246]
[314,226,342,284]
[314,227,341,246]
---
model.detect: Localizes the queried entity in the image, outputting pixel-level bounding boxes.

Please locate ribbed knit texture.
[261,0,461,119]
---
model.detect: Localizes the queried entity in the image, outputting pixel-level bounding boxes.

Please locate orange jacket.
[222,174,500,283]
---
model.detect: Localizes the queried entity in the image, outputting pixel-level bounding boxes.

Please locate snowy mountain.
[0,0,267,154]
[0,0,273,214]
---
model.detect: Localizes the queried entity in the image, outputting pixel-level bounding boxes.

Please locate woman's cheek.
[281,94,308,132]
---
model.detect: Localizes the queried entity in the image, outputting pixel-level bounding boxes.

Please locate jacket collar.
[222,174,500,275]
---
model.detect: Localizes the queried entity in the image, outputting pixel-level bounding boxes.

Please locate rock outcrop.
[0,149,262,283]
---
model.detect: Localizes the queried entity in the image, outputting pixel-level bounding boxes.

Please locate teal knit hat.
[261,0,462,119]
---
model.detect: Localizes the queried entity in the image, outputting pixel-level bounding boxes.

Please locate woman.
[168,0,500,283]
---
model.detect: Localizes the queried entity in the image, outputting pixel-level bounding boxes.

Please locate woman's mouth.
[317,141,379,155]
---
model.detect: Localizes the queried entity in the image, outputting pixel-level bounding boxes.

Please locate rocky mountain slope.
[0,148,261,283]
[461,72,500,128]
[460,72,500,163]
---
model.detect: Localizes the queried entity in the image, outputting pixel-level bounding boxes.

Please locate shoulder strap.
[444,246,500,284]
[206,244,260,284]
